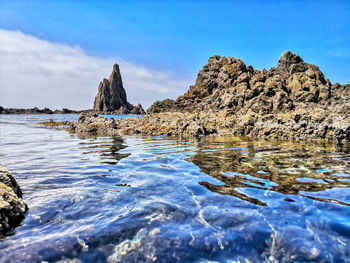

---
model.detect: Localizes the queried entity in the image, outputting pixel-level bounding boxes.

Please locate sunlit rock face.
[93,64,145,115]
[144,51,350,141]
[148,51,341,113]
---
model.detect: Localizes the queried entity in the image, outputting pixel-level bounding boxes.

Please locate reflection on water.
[190,137,350,207]
[0,115,350,262]
[78,134,130,165]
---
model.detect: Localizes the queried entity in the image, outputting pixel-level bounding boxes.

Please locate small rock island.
[93,63,145,115]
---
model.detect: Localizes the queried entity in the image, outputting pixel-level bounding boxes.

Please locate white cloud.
[328,48,350,58]
[0,29,191,110]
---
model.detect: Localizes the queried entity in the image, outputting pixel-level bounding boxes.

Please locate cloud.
[328,48,350,58]
[0,29,192,110]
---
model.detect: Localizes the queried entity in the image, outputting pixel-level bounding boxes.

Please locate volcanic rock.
[93,64,145,114]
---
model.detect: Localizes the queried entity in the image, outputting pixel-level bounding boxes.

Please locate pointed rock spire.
[93,63,145,114]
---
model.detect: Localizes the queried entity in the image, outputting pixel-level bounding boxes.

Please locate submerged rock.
[0,165,27,235]
[93,64,145,114]
[60,51,350,142]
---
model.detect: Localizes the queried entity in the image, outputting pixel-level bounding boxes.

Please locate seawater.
[0,114,349,263]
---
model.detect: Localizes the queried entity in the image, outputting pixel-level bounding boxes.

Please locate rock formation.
[148,51,348,114]
[144,51,350,141]
[93,64,145,114]
[0,165,27,235]
[49,51,350,143]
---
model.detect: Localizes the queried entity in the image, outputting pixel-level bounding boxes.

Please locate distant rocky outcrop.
[0,107,54,114]
[49,51,350,143]
[93,64,145,115]
[0,107,82,115]
[0,165,27,235]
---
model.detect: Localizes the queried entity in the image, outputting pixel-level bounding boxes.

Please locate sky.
[0,0,349,110]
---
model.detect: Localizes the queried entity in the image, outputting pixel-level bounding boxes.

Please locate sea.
[0,114,349,262]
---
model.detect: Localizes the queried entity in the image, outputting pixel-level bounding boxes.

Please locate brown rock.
[57,51,350,142]
[0,165,27,235]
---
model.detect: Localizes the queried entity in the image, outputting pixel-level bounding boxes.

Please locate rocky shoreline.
[42,51,349,143]
[0,165,27,235]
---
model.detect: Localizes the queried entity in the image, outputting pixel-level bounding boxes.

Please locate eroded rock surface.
[0,165,27,235]
[57,52,349,142]
[145,51,349,141]
[93,64,145,114]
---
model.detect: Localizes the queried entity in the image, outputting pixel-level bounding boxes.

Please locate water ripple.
[0,114,349,262]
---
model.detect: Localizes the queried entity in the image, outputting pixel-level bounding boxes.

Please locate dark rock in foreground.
[93,63,145,115]
[0,165,27,235]
[50,51,350,143]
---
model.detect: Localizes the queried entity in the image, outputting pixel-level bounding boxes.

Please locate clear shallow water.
[0,114,350,262]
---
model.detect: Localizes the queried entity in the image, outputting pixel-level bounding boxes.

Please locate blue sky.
[0,0,349,109]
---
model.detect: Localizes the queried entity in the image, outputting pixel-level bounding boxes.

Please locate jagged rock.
[143,51,350,142]
[93,64,145,114]
[0,165,27,235]
[147,51,344,115]
[54,51,350,142]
